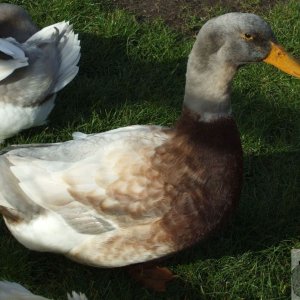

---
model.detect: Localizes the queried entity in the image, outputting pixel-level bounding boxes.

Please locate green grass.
[0,0,300,299]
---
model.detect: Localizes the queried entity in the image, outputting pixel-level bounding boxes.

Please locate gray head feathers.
[0,3,38,42]
[183,13,275,120]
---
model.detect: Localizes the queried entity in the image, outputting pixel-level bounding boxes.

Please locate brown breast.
[153,107,243,251]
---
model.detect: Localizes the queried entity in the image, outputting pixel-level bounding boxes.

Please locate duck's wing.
[0,21,80,107]
[26,21,81,94]
[0,38,28,81]
[0,125,172,238]
[0,281,49,300]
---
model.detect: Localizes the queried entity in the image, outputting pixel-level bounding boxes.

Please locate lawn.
[0,0,300,299]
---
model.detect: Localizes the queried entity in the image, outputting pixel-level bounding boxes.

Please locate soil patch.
[111,0,283,33]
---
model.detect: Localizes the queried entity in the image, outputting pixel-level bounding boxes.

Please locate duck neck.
[183,41,237,121]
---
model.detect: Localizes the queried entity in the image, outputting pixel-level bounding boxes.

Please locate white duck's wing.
[26,21,81,94]
[0,281,49,300]
[0,21,80,107]
[0,125,172,253]
[0,38,28,81]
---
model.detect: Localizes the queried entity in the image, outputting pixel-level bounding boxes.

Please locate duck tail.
[26,21,81,93]
[51,21,81,93]
[0,38,28,81]
[0,156,43,222]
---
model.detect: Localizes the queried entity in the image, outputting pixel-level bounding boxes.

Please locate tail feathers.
[0,281,88,300]
[0,38,28,81]
[26,21,70,45]
[0,157,43,221]
[0,206,24,222]
[52,22,80,93]
[26,21,80,93]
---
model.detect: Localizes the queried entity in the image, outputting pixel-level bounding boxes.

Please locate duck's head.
[200,13,300,74]
[184,13,300,119]
[0,3,37,42]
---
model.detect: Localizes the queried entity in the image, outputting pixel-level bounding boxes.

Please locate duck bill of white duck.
[263,41,300,78]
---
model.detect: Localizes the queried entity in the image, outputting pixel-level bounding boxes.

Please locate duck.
[0,280,87,300]
[0,3,80,143]
[0,12,299,292]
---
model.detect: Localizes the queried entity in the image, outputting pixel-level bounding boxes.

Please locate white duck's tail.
[0,38,28,81]
[27,21,81,93]
[0,281,88,300]
[0,156,43,222]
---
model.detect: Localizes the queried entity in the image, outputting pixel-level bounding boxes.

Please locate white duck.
[0,13,299,291]
[0,280,87,300]
[0,3,80,143]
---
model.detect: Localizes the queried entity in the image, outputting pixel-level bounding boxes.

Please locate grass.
[0,0,299,299]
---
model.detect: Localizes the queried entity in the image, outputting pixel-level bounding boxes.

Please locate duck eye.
[242,33,254,41]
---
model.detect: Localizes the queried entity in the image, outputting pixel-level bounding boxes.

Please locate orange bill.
[263,42,300,78]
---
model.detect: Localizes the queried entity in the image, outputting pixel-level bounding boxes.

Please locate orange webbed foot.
[128,265,174,292]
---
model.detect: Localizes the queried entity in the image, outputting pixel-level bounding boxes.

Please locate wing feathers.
[26,21,80,94]
[0,126,171,233]
[0,38,28,81]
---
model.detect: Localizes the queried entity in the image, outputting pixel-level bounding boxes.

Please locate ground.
[111,0,283,32]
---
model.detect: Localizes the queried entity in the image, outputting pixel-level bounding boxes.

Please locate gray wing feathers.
[52,23,80,93]
[26,21,80,94]
[57,203,115,234]
[0,39,28,81]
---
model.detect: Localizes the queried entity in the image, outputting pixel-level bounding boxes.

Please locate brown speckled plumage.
[61,107,243,266]
[157,107,243,250]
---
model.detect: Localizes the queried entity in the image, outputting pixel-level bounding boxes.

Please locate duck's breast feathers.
[0,125,172,236]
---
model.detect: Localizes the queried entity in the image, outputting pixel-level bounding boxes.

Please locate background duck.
[0,12,299,291]
[0,3,81,143]
[0,280,87,300]
[0,3,38,42]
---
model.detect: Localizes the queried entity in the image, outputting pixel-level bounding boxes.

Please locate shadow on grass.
[50,32,186,126]
[13,31,299,148]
